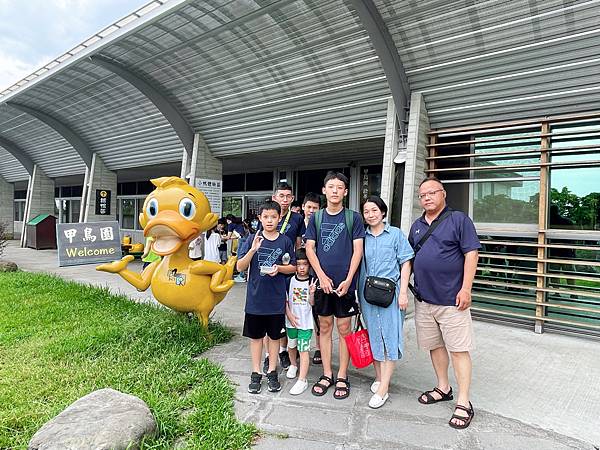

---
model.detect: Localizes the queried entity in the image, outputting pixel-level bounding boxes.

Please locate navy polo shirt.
[409,207,481,306]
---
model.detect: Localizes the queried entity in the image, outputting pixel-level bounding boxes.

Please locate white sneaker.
[286,365,298,379]
[370,381,381,394]
[369,392,389,409]
[290,379,308,395]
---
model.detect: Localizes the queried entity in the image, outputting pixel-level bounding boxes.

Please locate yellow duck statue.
[97,176,236,328]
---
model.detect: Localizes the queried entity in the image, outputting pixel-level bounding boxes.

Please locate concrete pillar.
[21,165,55,247]
[180,146,191,179]
[188,134,222,184]
[84,153,117,222]
[0,176,14,239]
[380,98,400,218]
[186,134,223,216]
[400,92,429,235]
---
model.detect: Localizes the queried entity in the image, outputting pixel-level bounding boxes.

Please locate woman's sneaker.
[266,370,281,392]
[248,372,262,394]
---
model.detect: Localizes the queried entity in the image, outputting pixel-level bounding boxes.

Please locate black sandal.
[333,377,350,400]
[312,350,322,365]
[448,402,474,429]
[311,374,333,397]
[418,387,453,404]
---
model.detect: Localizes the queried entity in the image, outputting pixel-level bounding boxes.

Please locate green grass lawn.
[0,271,257,449]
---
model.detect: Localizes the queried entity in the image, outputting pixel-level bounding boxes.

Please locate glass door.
[222,196,243,218]
[245,194,271,219]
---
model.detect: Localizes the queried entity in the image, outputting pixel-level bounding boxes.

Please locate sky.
[0,0,149,91]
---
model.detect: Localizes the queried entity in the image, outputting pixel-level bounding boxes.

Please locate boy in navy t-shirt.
[258,182,306,372]
[237,200,296,394]
[305,171,364,400]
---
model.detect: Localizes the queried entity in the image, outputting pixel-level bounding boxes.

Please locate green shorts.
[286,327,313,352]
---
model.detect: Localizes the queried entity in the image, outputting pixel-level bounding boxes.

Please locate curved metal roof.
[376,0,600,128]
[2,0,600,182]
[0,0,391,182]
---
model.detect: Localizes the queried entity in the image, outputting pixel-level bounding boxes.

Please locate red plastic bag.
[344,314,373,369]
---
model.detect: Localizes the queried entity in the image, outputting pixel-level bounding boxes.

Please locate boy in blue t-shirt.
[305,171,365,400]
[237,200,297,394]
[258,182,306,372]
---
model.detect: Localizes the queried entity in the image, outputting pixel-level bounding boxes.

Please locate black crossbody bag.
[408,209,453,302]
[363,233,398,308]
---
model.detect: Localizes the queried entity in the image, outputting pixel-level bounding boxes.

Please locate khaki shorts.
[414,300,474,352]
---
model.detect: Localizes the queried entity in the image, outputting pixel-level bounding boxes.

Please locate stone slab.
[263,404,351,435]
[254,436,338,450]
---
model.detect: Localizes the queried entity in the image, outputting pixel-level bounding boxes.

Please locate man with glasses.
[409,177,480,430]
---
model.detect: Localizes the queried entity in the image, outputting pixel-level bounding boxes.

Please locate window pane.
[550,168,600,230]
[70,200,81,223]
[551,122,600,163]
[71,186,83,197]
[137,181,154,195]
[60,200,71,223]
[119,182,137,195]
[223,174,244,192]
[473,179,539,224]
[246,172,273,191]
[546,238,600,326]
[135,199,142,230]
[14,202,24,221]
[222,196,242,218]
[475,235,538,318]
[121,199,135,229]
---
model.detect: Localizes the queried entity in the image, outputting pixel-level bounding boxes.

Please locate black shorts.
[312,307,320,336]
[314,290,359,318]
[242,313,285,340]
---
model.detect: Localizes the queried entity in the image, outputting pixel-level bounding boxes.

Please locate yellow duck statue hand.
[97,176,236,328]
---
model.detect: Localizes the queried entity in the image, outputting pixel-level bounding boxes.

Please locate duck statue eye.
[179,198,196,219]
[146,198,159,218]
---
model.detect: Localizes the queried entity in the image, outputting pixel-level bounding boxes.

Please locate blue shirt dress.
[358,224,414,361]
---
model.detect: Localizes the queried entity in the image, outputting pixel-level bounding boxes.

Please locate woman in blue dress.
[359,195,414,409]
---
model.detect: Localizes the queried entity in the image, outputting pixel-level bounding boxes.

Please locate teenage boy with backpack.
[304,171,364,400]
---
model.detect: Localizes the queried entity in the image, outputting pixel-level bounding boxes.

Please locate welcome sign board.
[56,221,121,267]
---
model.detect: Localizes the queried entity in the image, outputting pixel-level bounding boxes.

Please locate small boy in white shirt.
[285,248,317,395]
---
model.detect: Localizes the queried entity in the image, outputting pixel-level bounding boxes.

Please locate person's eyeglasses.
[276,194,293,200]
[417,189,443,200]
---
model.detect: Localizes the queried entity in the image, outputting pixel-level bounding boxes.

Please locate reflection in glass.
[473,179,539,224]
[471,132,540,224]
[550,168,600,230]
[222,197,243,218]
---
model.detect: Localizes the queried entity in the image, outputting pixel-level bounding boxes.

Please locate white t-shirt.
[203,231,221,263]
[188,234,203,259]
[285,275,314,330]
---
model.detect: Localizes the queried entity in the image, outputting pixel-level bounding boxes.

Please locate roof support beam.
[347,0,410,140]
[6,102,93,168]
[88,54,194,154]
[0,136,35,175]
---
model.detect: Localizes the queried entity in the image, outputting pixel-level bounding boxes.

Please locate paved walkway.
[3,241,599,449]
